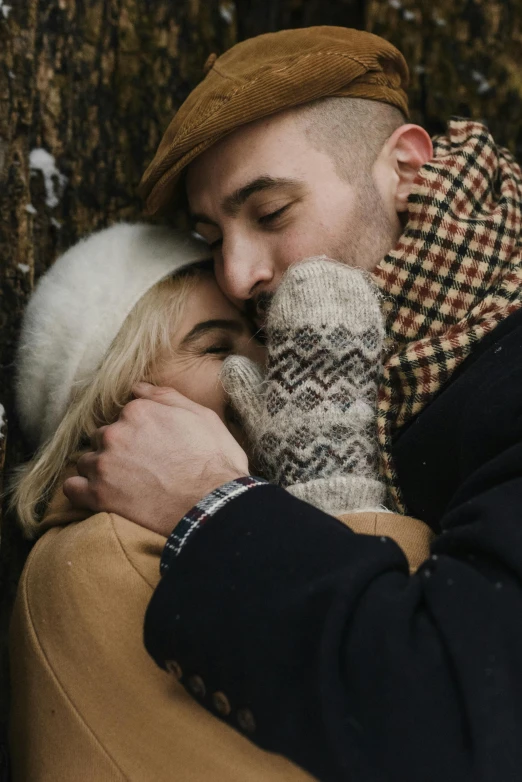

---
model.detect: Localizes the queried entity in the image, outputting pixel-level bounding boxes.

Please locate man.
[64,27,522,782]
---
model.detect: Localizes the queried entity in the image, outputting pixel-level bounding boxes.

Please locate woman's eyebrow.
[181,319,244,345]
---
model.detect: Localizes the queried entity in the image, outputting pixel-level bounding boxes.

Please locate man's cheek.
[282,229,325,265]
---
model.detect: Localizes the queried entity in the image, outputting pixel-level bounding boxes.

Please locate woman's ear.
[385,124,433,213]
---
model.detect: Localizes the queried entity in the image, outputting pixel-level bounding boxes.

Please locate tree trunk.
[1,0,521,737]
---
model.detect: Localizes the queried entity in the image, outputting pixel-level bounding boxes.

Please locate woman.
[9,222,314,782]
[12,223,263,538]
[9,224,431,781]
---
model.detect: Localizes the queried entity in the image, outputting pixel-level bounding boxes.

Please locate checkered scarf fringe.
[372,118,522,512]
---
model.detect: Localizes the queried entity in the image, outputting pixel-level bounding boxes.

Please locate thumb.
[220,356,265,442]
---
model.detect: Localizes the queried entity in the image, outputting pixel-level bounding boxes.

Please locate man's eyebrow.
[180,319,244,345]
[223,176,303,215]
[190,176,303,225]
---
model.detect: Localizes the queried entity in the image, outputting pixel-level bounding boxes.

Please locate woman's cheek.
[175,361,227,420]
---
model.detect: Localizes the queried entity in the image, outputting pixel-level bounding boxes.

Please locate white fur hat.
[16,222,210,447]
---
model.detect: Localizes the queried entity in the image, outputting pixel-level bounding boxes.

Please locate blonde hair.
[11,265,209,539]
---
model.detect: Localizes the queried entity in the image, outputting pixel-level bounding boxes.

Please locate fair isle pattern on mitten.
[258,258,384,494]
[222,258,387,516]
[263,323,382,486]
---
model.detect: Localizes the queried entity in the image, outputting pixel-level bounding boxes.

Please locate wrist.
[193,470,248,508]
[168,470,248,535]
[161,475,267,571]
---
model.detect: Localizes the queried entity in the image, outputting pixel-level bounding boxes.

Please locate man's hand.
[63,383,249,537]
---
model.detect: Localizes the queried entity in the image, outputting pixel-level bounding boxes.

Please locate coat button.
[212,691,232,717]
[165,660,183,680]
[187,675,206,699]
[237,707,256,734]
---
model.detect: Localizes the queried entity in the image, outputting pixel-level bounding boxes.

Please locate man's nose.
[220,237,274,302]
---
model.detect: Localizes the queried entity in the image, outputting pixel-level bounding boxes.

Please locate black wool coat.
[145,308,522,782]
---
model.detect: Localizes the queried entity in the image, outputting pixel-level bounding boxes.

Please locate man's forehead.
[185,116,308,208]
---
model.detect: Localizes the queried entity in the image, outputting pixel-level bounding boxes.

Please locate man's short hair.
[294,97,406,183]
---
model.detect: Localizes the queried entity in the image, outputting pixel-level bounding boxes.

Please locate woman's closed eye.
[204,342,233,355]
[200,330,238,357]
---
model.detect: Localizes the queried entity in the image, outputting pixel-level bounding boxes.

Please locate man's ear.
[385,124,433,212]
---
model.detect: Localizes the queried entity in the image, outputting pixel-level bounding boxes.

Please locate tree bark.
[366,0,522,154]
[1,0,521,737]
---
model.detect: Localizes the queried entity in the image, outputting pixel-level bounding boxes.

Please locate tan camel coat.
[9,474,433,781]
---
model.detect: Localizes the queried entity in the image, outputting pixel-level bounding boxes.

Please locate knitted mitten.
[221,257,386,516]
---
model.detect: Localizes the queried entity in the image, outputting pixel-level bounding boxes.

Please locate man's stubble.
[330,177,399,272]
[248,178,398,325]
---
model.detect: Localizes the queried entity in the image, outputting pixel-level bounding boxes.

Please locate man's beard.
[330,178,398,271]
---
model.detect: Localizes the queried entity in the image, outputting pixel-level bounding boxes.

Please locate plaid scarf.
[372,118,522,512]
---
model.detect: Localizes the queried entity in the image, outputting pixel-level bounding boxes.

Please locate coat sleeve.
[144,325,522,782]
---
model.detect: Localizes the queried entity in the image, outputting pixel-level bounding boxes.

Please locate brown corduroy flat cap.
[140,26,409,216]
